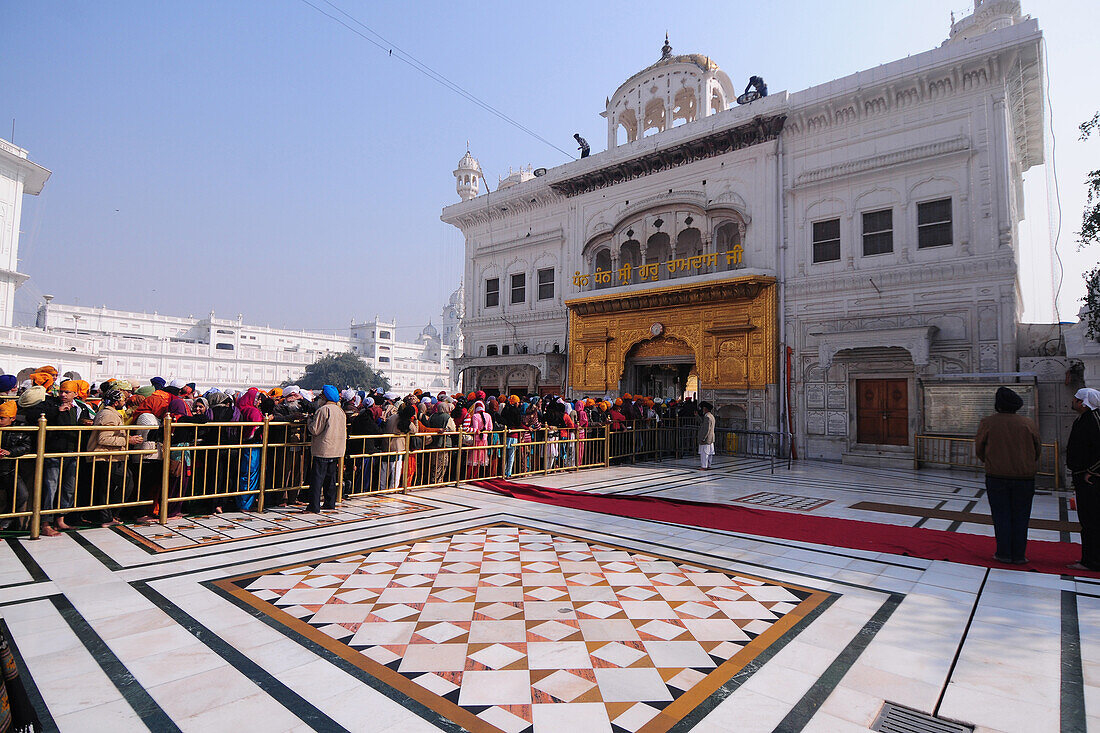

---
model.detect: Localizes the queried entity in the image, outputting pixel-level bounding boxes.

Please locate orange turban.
[0,401,16,418]
[30,368,57,390]
[75,380,90,399]
[60,380,80,393]
[268,387,283,399]
[622,393,632,400]
[508,394,520,406]
[614,398,623,406]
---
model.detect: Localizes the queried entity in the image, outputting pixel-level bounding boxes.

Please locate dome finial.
[661,32,672,59]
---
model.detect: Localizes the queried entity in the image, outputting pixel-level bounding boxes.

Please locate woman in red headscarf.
[235,389,263,511]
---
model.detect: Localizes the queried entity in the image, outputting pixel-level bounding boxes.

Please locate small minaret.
[454,145,482,201]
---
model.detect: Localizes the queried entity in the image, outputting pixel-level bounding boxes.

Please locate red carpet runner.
[474,478,1100,579]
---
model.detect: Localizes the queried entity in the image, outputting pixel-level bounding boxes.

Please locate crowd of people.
[0,365,710,536]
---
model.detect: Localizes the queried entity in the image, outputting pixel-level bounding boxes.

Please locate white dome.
[456,150,481,172]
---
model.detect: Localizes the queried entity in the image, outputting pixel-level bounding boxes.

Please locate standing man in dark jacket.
[1066,388,1100,571]
[975,387,1041,564]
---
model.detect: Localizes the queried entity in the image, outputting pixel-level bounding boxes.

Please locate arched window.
[620,240,641,269]
[715,222,741,269]
[646,232,671,268]
[594,249,613,289]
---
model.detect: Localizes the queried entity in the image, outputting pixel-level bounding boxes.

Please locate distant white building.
[24,302,459,392]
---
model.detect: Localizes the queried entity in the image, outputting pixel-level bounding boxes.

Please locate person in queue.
[974,387,1041,565]
[307,385,346,512]
[1067,388,1100,571]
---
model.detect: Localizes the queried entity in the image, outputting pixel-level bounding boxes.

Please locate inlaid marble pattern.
[216,523,829,732]
[734,491,832,512]
[116,496,434,552]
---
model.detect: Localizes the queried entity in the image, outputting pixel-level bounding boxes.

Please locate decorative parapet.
[549,115,786,198]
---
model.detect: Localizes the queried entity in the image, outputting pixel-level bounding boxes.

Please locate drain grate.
[734,491,831,511]
[871,702,973,733]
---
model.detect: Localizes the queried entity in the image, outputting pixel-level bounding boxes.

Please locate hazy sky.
[4,1,1097,338]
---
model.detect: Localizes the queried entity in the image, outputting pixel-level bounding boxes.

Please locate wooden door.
[856,379,908,446]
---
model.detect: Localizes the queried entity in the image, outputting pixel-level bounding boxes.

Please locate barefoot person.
[1066,388,1100,571]
[698,401,715,470]
[974,387,1041,565]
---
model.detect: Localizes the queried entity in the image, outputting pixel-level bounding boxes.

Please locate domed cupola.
[601,34,735,149]
[454,147,482,201]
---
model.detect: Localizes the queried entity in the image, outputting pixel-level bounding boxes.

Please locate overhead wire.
[296,0,576,161]
[1040,37,1064,325]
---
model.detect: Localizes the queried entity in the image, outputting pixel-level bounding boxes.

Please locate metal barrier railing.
[1,414,796,539]
[914,434,1062,489]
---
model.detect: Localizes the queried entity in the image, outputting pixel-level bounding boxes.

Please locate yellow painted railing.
[914,434,1062,489]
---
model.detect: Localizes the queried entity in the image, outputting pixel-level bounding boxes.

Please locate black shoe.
[305,506,320,513]
[1011,558,1029,565]
[993,554,1012,563]
[322,505,335,511]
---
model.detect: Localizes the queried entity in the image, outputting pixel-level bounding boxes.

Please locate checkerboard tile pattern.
[117,496,433,551]
[735,492,832,512]
[220,525,827,733]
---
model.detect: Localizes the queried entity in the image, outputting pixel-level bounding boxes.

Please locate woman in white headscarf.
[1066,388,1100,570]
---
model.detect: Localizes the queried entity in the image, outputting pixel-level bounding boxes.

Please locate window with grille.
[862,209,893,256]
[511,273,526,304]
[486,345,498,356]
[812,218,841,263]
[918,198,952,248]
[537,267,555,300]
[485,278,499,308]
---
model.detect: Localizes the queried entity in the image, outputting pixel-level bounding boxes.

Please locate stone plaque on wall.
[826,412,848,436]
[923,383,1036,436]
[806,384,825,409]
[807,411,825,435]
[827,385,846,409]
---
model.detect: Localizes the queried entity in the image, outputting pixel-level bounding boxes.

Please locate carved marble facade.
[442,4,1049,460]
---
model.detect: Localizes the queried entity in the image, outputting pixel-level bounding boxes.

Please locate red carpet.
[474,478,1100,579]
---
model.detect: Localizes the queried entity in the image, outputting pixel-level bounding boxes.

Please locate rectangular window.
[510,273,526,304]
[862,209,893,256]
[811,219,841,263]
[378,356,389,363]
[486,345,498,356]
[485,278,499,308]
[537,267,555,300]
[917,198,952,248]
[502,345,510,355]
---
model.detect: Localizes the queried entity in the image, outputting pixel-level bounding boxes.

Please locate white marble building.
[442,1,1050,461]
[16,300,460,392]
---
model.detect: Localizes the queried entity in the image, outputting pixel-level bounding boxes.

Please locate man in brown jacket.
[975,386,1041,564]
[307,385,347,512]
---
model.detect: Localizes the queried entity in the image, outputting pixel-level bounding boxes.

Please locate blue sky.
[4,1,1097,337]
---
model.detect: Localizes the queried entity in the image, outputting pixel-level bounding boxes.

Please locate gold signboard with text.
[572,245,743,288]
[566,274,776,393]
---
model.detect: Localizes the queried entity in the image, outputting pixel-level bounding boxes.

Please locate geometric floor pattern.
[216,523,829,733]
[734,492,832,512]
[115,495,434,552]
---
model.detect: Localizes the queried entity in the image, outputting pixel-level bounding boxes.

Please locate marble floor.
[0,456,1092,732]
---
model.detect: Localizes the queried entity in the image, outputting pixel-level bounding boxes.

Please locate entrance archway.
[621,335,696,400]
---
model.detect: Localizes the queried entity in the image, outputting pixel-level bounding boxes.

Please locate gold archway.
[567,275,776,393]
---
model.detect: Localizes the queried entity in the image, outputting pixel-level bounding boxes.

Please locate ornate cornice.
[793,136,971,188]
[549,115,786,199]
[566,275,775,317]
[787,256,1016,297]
[446,188,565,229]
[461,308,568,329]
[813,325,938,368]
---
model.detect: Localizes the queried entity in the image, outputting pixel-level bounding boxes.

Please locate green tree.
[289,352,390,392]
[1080,112,1100,336]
